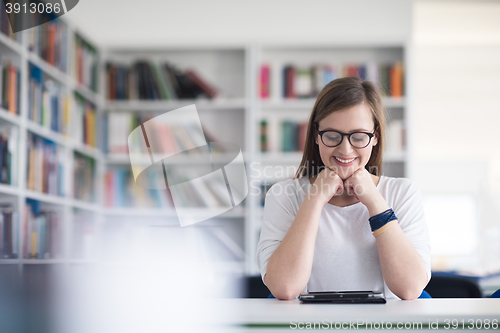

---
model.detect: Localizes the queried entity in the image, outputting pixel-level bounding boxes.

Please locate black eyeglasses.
[316,123,376,149]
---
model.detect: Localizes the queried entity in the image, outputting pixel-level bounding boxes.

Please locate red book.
[286,66,296,98]
[260,64,270,99]
[48,23,56,65]
[185,69,218,98]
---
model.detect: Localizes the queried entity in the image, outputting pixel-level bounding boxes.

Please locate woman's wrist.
[365,196,390,217]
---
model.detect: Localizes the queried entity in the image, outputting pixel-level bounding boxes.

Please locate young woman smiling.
[257,77,431,300]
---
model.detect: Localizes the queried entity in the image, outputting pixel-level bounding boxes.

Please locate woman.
[257,77,431,300]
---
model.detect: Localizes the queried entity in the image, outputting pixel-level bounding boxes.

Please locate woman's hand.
[309,167,344,204]
[344,168,389,216]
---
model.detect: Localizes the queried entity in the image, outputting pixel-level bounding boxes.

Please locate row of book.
[106,61,218,100]
[28,16,68,72]
[1,57,21,115]
[29,63,70,133]
[260,119,308,153]
[73,152,95,202]
[104,168,174,208]
[106,112,215,156]
[74,34,98,92]
[260,62,404,99]
[0,205,19,259]
[0,124,17,185]
[73,93,96,147]
[26,134,64,196]
[24,199,62,259]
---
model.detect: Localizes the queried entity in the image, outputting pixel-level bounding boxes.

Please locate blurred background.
[0,0,499,332]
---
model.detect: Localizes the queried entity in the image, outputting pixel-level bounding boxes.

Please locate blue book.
[37,215,47,259]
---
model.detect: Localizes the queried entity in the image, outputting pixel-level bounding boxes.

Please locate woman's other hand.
[344,168,389,216]
[309,167,344,204]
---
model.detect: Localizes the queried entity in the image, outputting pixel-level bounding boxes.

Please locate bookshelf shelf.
[0,259,20,264]
[259,96,405,110]
[0,108,21,125]
[25,190,67,206]
[27,53,68,84]
[70,199,102,212]
[104,207,245,218]
[104,98,247,111]
[0,33,24,56]
[106,152,246,166]
[72,143,102,160]
[26,121,69,146]
[0,183,20,196]
[73,81,101,104]
[20,259,67,264]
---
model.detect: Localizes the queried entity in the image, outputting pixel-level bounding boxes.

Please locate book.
[73,152,96,202]
[0,58,20,115]
[106,61,218,100]
[26,134,64,196]
[263,62,404,100]
[74,34,98,92]
[185,69,218,98]
[24,200,62,259]
[260,119,268,152]
[27,17,68,72]
[260,64,270,99]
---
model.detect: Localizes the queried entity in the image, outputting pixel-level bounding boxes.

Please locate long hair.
[295,77,386,179]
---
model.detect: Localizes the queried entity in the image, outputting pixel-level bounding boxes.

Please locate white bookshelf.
[0,17,104,268]
[1,22,411,276]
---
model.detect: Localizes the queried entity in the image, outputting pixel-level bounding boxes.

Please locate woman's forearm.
[375,224,428,300]
[264,194,324,300]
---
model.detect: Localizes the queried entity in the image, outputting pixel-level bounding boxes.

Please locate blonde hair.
[295,77,386,179]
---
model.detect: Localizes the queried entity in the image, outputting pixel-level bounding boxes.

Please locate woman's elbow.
[397,287,423,300]
[271,287,301,300]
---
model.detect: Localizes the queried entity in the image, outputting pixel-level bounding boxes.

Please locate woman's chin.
[327,165,356,180]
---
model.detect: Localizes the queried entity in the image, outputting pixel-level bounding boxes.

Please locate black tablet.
[299,291,386,304]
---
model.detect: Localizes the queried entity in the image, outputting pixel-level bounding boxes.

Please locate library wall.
[64,0,412,46]
[412,1,500,274]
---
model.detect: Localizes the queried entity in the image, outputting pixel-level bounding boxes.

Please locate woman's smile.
[332,156,357,166]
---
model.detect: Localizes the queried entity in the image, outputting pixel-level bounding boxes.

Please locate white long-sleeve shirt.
[257,176,431,299]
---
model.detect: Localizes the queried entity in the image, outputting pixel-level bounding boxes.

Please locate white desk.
[211,298,500,332]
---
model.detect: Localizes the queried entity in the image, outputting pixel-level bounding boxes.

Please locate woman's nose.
[336,137,354,155]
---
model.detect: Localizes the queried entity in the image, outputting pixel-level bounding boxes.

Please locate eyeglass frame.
[315,123,377,149]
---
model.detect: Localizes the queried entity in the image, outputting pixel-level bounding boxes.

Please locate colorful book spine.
[260,118,308,153]
[28,17,67,72]
[74,34,98,92]
[264,62,404,99]
[260,64,270,99]
[74,93,96,147]
[0,58,21,114]
[24,199,62,259]
[106,61,219,100]
[26,134,64,196]
[73,152,95,202]
[104,168,174,208]
[28,63,67,133]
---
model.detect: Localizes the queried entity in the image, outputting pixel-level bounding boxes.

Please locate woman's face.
[316,102,378,180]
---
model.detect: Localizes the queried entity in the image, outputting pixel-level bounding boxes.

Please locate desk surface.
[211,298,500,331]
